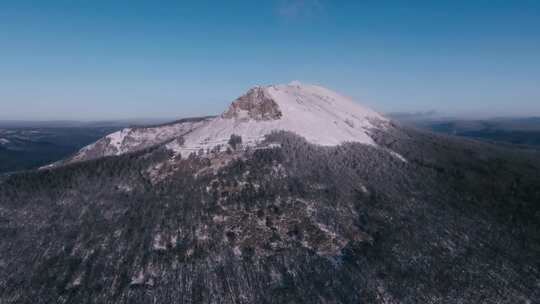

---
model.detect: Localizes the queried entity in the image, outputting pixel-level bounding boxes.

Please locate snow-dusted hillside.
[60,117,212,165]
[59,82,389,165]
[167,81,388,156]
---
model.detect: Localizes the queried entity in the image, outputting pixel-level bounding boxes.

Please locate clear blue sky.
[1,0,539,120]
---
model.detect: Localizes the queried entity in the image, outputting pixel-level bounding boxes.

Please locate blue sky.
[1,0,539,120]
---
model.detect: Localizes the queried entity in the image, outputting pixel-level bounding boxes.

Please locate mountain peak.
[222,82,384,123]
[58,82,390,164]
[221,86,283,121]
[167,82,388,156]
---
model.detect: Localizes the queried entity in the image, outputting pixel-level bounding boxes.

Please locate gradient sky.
[1,0,539,120]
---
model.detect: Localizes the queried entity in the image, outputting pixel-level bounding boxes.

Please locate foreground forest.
[0,127,539,303]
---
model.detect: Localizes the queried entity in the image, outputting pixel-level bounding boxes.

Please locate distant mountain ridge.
[0,118,172,129]
[393,116,540,148]
[0,127,121,174]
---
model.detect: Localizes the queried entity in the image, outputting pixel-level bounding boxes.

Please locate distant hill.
[0,119,178,174]
[0,127,121,173]
[389,115,540,148]
[0,118,172,129]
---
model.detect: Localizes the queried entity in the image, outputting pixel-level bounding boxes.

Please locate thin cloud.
[276,0,324,20]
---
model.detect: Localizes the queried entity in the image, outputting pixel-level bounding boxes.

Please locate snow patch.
[359,183,368,194]
[130,270,145,285]
[72,273,82,287]
[386,149,408,163]
[152,233,167,250]
[233,245,242,257]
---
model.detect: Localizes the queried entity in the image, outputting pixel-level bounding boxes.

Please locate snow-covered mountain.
[61,81,389,165]
[167,81,388,156]
[4,83,540,303]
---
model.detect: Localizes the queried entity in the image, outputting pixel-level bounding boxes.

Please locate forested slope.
[0,128,539,303]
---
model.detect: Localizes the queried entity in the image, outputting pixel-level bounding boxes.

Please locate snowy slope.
[167,81,388,156]
[65,117,211,164]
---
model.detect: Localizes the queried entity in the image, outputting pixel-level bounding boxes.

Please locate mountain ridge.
[52,82,391,166]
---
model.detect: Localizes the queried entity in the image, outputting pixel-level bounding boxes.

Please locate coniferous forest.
[1,126,539,303]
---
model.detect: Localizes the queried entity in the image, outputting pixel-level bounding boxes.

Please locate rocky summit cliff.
[2,83,539,303]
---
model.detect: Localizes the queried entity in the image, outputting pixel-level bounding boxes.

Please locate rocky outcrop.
[221,87,282,121]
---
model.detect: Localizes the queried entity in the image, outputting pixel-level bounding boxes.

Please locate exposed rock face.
[222,87,282,121]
